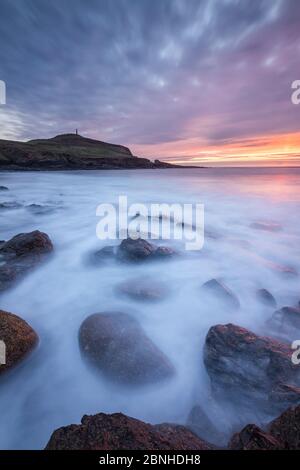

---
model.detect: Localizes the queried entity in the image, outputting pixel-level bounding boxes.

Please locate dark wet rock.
[116,277,170,302]
[154,246,175,258]
[92,246,116,264]
[1,230,53,257]
[187,405,226,446]
[117,238,156,262]
[269,383,300,409]
[204,323,300,413]
[26,204,56,215]
[230,404,300,450]
[117,238,176,263]
[0,309,38,375]
[202,279,240,310]
[79,312,175,385]
[250,221,282,232]
[267,306,300,342]
[0,230,53,292]
[0,186,8,191]
[256,288,277,308]
[229,424,283,450]
[0,201,22,210]
[268,405,300,449]
[45,412,212,450]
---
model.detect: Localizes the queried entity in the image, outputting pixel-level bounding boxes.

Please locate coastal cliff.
[0,133,178,170]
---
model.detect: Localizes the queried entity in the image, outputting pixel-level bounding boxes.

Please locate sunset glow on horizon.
[0,0,300,167]
[133,131,300,167]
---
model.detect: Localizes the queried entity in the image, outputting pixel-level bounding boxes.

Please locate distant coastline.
[0,133,202,171]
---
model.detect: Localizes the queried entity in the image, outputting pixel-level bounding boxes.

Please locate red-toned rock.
[79,312,175,385]
[229,424,283,450]
[229,404,300,450]
[0,230,53,292]
[268,405,300,449]
[1,230,53,257]
[204,323,300,412]
[117,238,176,263]
[0,309,38,374]
[45,412,212,450]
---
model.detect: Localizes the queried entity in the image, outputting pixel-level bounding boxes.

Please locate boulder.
[79,312,175,385]
[202,279,240,310]
[116,277,170,302]
[229,404,300,450]
[229,424,283,450]
[0,309,38,374]
[92,246,116,265]
[1,230,53,257]
[267,306,300,342]
[268,404,300,449]
[116,238,176,263]
[204,323,300,412]
[187,405,226,446]
[256,288,277,308]
[45,412,212,450]
[0,230,53,292]
[250,221,282,232]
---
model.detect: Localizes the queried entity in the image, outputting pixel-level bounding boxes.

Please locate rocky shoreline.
[1,223,300,450]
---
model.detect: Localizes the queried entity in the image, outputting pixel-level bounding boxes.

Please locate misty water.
[0,167,300,449]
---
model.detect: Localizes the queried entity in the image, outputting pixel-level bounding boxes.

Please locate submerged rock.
[116,238,176,263]
[267,306,300,342]
[187,405,226,446]
[45,412,212,450]
[0,186,8,191]
[250,221,282,232]
[26,204,57,215]
[204,323,300,413]
[90,239,176,266]
[0,309,38,375]
[256,288,277,308]
[0,201,22,210]
[0,230,53,292]
[92,245,116,265]
[79,312,175,385]
[116,277,170,302]
[201,279,240,310]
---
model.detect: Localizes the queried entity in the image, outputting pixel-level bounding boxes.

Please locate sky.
[0,0,299,166]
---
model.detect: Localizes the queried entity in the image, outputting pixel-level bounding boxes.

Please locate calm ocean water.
[0,167,300,449]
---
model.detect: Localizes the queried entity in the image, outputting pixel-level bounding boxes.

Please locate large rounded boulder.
[0,230,53,292]
[0,309,38,374]
[79,312,175,385]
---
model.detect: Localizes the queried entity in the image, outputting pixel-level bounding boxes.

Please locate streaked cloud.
[0,0,299,165]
